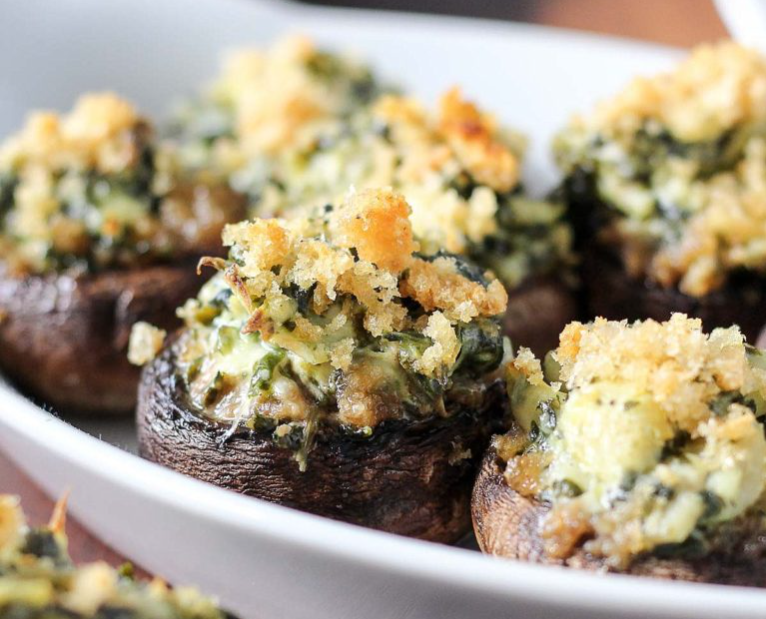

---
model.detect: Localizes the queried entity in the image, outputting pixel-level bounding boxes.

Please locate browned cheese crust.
[0,261,206,415]
[138,339,503,543]
[472,446,766,586]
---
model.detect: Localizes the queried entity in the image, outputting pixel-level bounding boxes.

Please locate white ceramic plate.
[2,1,763,618]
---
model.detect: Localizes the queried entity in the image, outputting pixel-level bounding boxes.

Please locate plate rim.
[2,3,762,616]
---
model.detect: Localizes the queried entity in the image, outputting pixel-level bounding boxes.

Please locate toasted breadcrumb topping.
[399,256,507,323]
[159,187,506,437]
[510,346,544,386]
[221,188,506,348]
[374,88,520,195]
[556,314,765,433]
[330,189,417,273]
[556,42,766,296]
[0,94,141,174]
[414,311,461,376]
[198,35,380,160]
[173,42,572,290]
[216,37,343,155]
[501,314,766,566]
[438,88,519,193]
[370,90,521,252]
[585,42,766,143]
[0,93,245,274]
[650,137,766,295]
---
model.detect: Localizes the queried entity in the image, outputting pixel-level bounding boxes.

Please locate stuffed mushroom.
[171,36,577,355]
[555,42,766,342]
[473,314,766,585]
[134,188,508,542]
[0,495,234,618]
[0,93,246,414]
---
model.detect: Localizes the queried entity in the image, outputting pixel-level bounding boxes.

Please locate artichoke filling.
[0,495,227,618]
[0,93,245,275]
[555,42,766,297]
[136,188,507,466]
[499,314,766,566]
[170,36,573,291]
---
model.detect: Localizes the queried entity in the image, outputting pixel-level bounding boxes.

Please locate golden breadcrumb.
[212,35,369,157]
[414,311,461,377]
[0,93,142,174]
[555,314,766,433]
[438,87,519,193]
[511,347,544,386]
[223,219,292,275]
[216,188,506,372]
[400,256,508,323]
[586,42,766,143]
[331,188,417,273]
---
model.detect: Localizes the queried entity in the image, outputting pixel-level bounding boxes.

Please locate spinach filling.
[554,42,766,296]
[172,190,509,467]
[500,317,766,566]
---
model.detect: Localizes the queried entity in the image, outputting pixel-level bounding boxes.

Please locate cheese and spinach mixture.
[555,42,766,297]
[131,188,508,466]
[168,35,385,190]
[0,495,229,619]
[0,93,245,276]
[170,36,573,290]
[499,314,766,567]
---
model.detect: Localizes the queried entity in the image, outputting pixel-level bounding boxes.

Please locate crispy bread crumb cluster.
[376,87,520,195]
[368,89,527,262]
[0,93,142,174]
[556,314,766,433]
[219,187,506,375]
[581,43,766,143]
[204,35,378,159]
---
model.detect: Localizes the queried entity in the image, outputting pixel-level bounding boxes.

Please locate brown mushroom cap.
[472,445,766,586]
[582,246,766,344]
[0,260,206,415]
[137,338,504,543]
[503,275,578,357]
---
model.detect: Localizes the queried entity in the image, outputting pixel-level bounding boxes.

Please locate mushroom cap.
[0,260,206,415]
[583,246,766,345]
[138,337,505,543]
[472,446,766,586]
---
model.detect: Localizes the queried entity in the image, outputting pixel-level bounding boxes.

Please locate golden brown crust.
[0,260,206,415]
[577,42,766,145]
[137,338,503,542]
[472,446,766,586]
[437,88,519,193]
